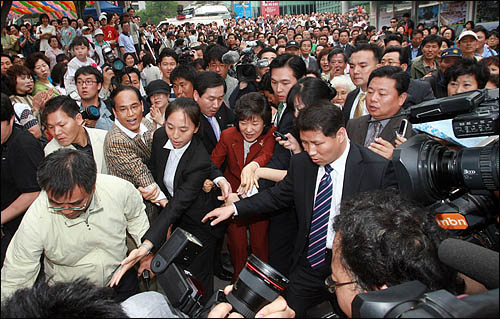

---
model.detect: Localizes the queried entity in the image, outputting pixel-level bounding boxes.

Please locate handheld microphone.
[438,238,499,289]
[222,50,240,65]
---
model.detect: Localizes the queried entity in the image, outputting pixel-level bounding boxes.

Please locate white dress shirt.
[163,139,191,196]
[313,140,350,249]
[349,89,369,120]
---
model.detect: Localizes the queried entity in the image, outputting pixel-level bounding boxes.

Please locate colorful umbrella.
[2,1,78,19]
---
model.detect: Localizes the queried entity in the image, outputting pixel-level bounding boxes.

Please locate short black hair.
[42,95,80,126]
[257,46,277,59]
[110,85,142,109]
[444,58,490,89]
[1,53,13,63]
[192,58,207,71]
[39,13,49,23]
[170,64,196,85]
[158,48,178,64]
[51,62,67,87]
[123,52,138,65]
[56,53,70,63]
[37,148,97,199]
[350,43,382,64]
[334,188,465,294]
[473,25,489,38]
[75,65,104,84]
[269,53,306,81]
[421,34,443,48]
[164,97,200,129]
[70,35,90,49]
[328,48,347,63]
[203,44,229,64]
[234,92,272,134]
[368,65,410,95]
[382,46,409,65]
[119,66,141,83]
[384,33,403,46]
[141,52,156,68]
[411,29,424,38]
[0,277,128,318]
[287,77,336,112]
[295,101,344,136]
[194,70,226,96]
[1,92,14,121]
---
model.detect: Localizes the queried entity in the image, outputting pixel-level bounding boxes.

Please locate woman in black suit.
[110,97,224,303]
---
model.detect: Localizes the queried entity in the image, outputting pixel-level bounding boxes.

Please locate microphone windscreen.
[222,51,240,65]
[438,238,499,289]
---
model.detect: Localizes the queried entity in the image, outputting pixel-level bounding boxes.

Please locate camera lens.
[113,59,125,72]
[226,254,289,318]
[393,134,499,205]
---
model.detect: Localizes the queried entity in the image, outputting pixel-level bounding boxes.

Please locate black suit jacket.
[334,43,354,59]
[405,78,435,108]
[346,109,415,147]
[235,143,398,271]
[342,87,361,125]
[144,129,225,250]
[199,104,235,155]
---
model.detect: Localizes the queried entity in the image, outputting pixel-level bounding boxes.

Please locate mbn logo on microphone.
[435,213,468,230]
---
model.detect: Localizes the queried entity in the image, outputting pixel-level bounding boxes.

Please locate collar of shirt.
[114,118,148,140]
[63,192,104,227]
[328,138,350,175]
[164,139,191,157]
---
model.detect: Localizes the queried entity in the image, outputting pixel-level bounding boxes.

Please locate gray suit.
[346,109,414,147]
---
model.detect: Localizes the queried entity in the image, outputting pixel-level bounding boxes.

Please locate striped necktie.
[307,164,333,269]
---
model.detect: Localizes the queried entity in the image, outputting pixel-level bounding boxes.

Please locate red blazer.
[211,126,277,191]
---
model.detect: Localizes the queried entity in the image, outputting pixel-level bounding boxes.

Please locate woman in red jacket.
[211,92,276,282]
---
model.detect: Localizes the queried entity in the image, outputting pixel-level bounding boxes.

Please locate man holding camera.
[42,95,108,174]
[75,66,114,131]
[1,148,150,302]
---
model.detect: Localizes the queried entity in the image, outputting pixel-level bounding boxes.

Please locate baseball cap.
[458,30,479,42]
[94,29,104,36]
[81,26,90,32]
[286,40,299,49]
[441,48,462,58]
[167,32,175,37]
[146,80,171,98]
[99,13,107,21]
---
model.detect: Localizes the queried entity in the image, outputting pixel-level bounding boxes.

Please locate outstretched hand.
[109,244,150,288]
[202,205,235,226]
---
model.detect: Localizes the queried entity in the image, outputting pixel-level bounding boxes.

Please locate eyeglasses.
[324,276,356,294]
[76,80,97,86]
[48,192,93,212]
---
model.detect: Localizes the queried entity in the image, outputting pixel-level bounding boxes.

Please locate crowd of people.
[1,6,499,318]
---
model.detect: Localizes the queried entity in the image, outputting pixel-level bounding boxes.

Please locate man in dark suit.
[346,66,415,161]
[334,29,354,59]
[402,29,423,67]
[342,43,382,124]
[193,70,235,281]
[193,71,235,154]
[300,39,319,72]
[203,101,398,317]
[379,45,435,108]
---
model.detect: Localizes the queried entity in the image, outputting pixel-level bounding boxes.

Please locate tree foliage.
[136,1,179,26]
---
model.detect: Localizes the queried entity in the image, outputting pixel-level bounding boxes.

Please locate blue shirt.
[118,33,136,54]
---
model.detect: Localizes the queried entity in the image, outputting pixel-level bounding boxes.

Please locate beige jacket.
[44,127,108,174]
[1,174,150,299]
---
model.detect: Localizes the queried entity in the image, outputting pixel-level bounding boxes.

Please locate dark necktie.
[364,121,382,147]
[307,164,333,269]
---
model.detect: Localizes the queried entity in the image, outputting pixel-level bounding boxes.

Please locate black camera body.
[102,45,125,74]
[80,105,100,121]
[151,228,205,317]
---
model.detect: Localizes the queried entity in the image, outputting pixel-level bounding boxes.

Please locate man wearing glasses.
[1,148,150,302]
[389,17,399,32]
[75,66,114,131]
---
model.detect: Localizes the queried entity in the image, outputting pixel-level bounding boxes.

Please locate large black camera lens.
[226,254,289,318]
[81,105,100,120]
[393,134,499,205]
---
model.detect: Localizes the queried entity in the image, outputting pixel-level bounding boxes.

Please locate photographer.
[330,189,465,317]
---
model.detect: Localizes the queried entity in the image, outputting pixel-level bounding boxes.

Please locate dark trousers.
[113,266,140,302]
[286,250,338,318]
[180,222,217,305]
[268,208,298,278]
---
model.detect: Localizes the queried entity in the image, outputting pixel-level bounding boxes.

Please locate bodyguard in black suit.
[203,102,398,316]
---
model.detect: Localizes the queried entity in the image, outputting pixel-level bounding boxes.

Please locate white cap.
[94,28,104,36]
[99,13,107,21]
[81,26,90,31]
[458,30,479,42]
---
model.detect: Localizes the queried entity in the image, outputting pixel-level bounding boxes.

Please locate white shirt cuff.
[232,203,238,216]
[213,176,227,188]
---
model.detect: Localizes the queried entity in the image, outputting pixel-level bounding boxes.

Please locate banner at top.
[261,1,279,17]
